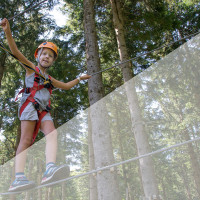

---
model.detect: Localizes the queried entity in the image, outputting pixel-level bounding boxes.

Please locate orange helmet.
[34,42,58,60]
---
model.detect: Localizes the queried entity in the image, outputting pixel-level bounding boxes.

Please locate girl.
[1,18,91,192]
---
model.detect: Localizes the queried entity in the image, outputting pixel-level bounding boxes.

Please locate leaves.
[1,0,200,199]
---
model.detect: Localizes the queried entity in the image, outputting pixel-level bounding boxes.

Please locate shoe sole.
[41,165,70,185]
[8,182,36,192]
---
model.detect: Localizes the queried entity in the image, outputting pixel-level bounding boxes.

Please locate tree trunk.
[110,0,160,199]
[61,183,65,200]
[37,160,43,200]
[45,187,53,200]
[0,52,6,131]
[9,166,16,200]
[183,129,200,196]
[177,162,193,200]
[83,0,121,199]
[114,99,134,200]
[88,111,98,200]
[0,52,6,88]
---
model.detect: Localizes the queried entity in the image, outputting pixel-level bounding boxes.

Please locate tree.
[110,0,160,198]
[88,112,98,200]
[83,0,121,199]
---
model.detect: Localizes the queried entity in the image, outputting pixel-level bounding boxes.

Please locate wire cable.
[90,30,200,76]
[0,30,199,113]
[0,135,199,196]
[0,42,47,81]
[36,136,200,188]
[7,0,49,21]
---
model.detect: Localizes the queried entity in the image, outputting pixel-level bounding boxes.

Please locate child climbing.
[0,18,91,192]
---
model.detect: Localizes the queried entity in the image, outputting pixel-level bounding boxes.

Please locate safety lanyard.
[0,42,47,81]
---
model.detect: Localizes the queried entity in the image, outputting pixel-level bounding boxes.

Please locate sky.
[41,1,68,40]
[49,1,67,27]
[0,131,4,141]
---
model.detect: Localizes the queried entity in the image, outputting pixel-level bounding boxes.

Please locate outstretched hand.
[80,74,92,80]
[0,18,10,33]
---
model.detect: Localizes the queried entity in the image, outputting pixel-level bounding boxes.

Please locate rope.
[29,136,200,189]
[0,2,199,195]
[7,0,49,21]
[0,125,199,194]
[90,30,200,76]
[0,103,18,113]
[0,132,199,196]
[0,42,47,81]
[0,30,199,113]
[0,0,49,77]
[0,0,52,83]
[0,0,199,78]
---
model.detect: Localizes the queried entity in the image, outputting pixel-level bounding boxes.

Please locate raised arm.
[51,74,91,90]
[0,18,35,75]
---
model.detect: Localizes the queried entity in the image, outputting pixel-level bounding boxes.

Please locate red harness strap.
[19,67,53,144]
[15,85,45,101]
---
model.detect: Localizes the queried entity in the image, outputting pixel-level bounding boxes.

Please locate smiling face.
[38,47,55,68]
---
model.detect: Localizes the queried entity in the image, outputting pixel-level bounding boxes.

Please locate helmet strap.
[36,48,43,63]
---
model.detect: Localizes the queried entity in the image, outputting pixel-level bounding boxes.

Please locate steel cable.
[7,0,49,21]
[1,135,199,195]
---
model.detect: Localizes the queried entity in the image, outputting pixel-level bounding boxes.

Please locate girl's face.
[39,48,55,68]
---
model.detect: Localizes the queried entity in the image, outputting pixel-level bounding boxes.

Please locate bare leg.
[40,120,57,164]
[15,120,36,173]
[40,121,69,185]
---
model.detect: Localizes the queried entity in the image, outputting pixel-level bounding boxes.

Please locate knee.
[46,131,57,141]
[19,136,33,148]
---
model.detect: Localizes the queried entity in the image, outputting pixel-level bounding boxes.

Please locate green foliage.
[1,0,200,199]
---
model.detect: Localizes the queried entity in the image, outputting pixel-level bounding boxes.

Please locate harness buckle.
[45,105,51,112]
[44,78,54,89]
[25,87,31,93]
[33,101,40,111]
[34,77,40,83]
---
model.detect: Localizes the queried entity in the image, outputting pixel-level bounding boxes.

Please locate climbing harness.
[0,0,200,194]
[0,30,200,114]
[0,42,55,143]
[0,42,54,144]
[0,43,53,144]
[18,66,53,144]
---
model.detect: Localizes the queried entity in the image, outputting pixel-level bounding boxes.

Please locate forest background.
[0,0,200,199]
